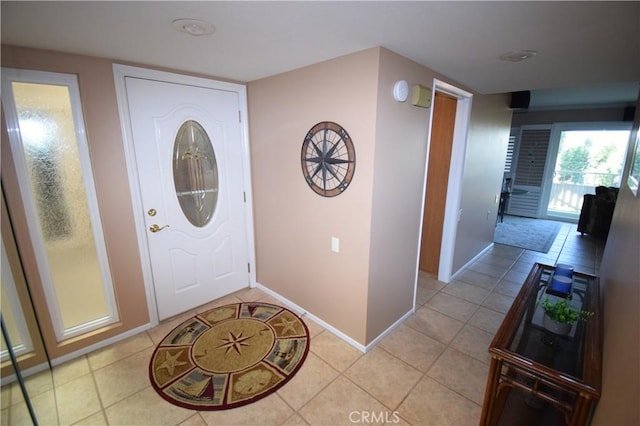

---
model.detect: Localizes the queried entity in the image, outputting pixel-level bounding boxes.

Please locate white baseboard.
[49,322,152,367]
[363,308,414,352]
[1,323,153,384]
[0,361,51,385]
[255,283,366,352]
[450,242,494,281]
[6,283,416,384]
[255,282,413,353]
[12,283,420,382]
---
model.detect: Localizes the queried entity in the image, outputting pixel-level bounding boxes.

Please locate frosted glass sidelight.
[11,82,112,332]
[173,120,218,227]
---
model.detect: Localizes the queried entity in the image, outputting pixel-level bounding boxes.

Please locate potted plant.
[539,297,593,335]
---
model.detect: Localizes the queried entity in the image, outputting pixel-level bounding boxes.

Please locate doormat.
[149,302,310,410]
[493,215,562,253]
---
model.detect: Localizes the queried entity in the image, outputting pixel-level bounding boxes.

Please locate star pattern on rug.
[217,331,253,355]
[150,302,310,411]
[157,350,187,375]
[272,316,298,335]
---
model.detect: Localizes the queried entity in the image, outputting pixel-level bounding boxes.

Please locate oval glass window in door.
[173,120,218,227]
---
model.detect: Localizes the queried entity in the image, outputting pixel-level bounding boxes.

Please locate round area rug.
[149,302,310,410]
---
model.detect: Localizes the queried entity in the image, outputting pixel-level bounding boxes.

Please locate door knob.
[149,224,170,233]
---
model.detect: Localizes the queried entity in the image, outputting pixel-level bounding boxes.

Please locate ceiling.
[2,1,639,109]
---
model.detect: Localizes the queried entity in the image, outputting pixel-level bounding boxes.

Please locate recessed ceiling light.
[172,19,215,36]
[499,50,538,62]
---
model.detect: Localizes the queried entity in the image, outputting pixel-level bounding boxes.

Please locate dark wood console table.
[480,263,602,426]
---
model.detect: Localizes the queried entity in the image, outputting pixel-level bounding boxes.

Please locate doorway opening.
[420,92,457,274]
[418,80,473,283]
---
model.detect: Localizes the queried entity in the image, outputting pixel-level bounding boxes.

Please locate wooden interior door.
[420,92,458,273]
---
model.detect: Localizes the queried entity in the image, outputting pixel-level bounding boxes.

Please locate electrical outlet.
[331,237,340,253]
[495,194,500,204]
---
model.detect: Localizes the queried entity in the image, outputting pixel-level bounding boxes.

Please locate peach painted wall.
[592,93,640,425]
[247,48,380,344]
[4,44,517,353]
[453,94,512,272]
[248,46,515,346]
[365,49,437,342]
[1,45,148,357]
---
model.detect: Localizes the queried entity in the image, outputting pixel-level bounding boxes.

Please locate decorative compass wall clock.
[300,121,356,197]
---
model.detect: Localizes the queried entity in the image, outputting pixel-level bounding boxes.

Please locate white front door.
[125,76,249,320]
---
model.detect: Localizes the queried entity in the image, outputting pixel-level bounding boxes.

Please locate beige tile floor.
[2,220,604,425]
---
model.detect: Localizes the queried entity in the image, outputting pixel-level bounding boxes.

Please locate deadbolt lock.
[148,209,157,217]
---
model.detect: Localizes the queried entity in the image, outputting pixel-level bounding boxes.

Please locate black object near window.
[577,186,619,239]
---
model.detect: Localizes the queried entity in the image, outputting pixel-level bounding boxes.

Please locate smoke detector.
[499,50,538,62]
[172,19,215,36]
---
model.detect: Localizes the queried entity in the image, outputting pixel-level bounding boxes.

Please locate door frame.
[539,121,632,221]
[2,68,120,341]
[112,64,257,326]
[423,79,473,283]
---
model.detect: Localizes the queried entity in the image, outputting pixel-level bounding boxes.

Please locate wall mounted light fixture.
[393,80,409,102]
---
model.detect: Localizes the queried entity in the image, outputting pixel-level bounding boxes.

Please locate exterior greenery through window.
[547,126,630,218]
[556,131,628,186]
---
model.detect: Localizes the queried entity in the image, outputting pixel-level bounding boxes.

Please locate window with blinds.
[504,133,517,173]
[508,127,552,217]
[514,128,551,186]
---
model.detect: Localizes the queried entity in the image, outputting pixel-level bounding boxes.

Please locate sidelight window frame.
[1,68,119,341]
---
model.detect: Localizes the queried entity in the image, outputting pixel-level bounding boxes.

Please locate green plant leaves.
[540,297,593,324]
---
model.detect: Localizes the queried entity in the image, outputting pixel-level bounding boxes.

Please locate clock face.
[301,121,356,197]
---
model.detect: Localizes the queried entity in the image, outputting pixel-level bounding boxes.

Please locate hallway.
[2,221,604,425]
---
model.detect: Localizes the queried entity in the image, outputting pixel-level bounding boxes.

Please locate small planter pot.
[543,313,572,335]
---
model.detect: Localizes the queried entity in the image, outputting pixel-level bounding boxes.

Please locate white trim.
[0,362,51,386]
[363,309,414,353]
[256,282,413,353]
[540,121,632,220]
[431,79,474,283]
[112,64,257,328]
[0,239,33,361]
[1,322,151,384]
[237,87,258,286]
[539,124,564,218]
[112,67,159,326]
[49,322,152,367]
[66,72,120,337]
[2,322,150,385]
[1,68,119,341]
[450,242,495,281]
[255,283,368,353]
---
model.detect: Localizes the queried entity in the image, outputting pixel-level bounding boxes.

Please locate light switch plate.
[331,237,340,253]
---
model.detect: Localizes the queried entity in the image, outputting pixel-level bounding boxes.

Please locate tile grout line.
[18,222,604,425]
